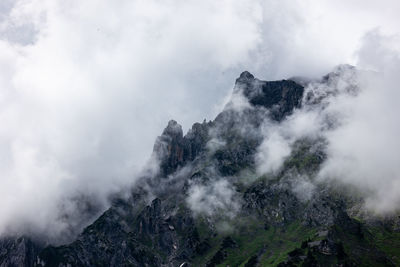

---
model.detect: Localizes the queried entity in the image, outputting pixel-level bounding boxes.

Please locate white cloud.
[186,179,240,219]
[256,30,400,214]
[256,122,292,174]
[320,31,400,213]
[290,175,316,202]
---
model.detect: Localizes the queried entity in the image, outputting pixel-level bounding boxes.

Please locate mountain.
[1,67,400,266]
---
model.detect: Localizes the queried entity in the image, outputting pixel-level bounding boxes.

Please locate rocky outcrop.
[37,195,200,267]
[0,237,42,267]
[153,120,211,177]
[153,71,305,177]
[153,120,186,176]
[235,71,304,121]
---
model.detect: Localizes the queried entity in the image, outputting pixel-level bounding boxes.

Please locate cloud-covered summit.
[0,0,399,243]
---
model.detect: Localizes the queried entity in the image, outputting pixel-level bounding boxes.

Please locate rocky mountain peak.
[162,120,183,138]
[232,71,304,121]
[152,120,185,176]
[237,70,255,81]
[152,119,210,177]
[233,71,256,94]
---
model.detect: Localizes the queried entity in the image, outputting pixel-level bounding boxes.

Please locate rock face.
[153,71,304,177]
[235,71,304,121]
[153,120,210,177]
[38,196,199,267]
[1,69,399,266]
[0,237,42,267]
[153,120,186,176]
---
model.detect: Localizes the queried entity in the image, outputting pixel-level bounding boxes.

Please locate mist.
[255,30,400,214]
[320,31,400,213]
[0,0,399,242]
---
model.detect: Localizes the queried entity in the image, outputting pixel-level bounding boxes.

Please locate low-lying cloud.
[186,179,241,219]
[320,31,400,213]
[255,30,400,214]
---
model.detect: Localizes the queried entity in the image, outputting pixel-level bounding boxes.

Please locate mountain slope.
[1,68,400,267]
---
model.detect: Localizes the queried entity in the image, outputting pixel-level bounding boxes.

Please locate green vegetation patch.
[192,217,316,267]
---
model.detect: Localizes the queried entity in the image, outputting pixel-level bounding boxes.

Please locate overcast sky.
[0,0,399,240]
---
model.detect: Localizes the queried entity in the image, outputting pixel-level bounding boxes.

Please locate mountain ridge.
[1,68,399,267]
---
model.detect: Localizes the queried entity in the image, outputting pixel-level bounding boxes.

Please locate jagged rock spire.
[153,119,210,177]
[237,71,254,81]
